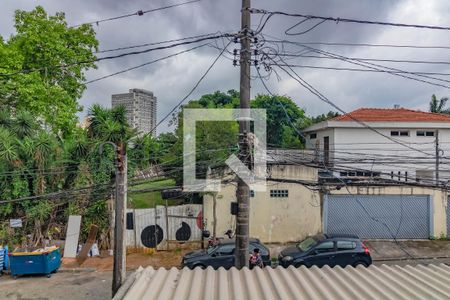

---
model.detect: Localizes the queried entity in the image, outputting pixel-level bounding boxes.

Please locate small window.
[417,131,434,137]
[314,241,335,253]
[390,131,399,136]
[391,130,409,136]
[337,241,356,250]
[309,133,317,139]
[340,172,348,177]
[250,190,255,197]
[270,190,288,198]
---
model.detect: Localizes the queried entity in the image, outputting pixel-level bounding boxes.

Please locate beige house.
[203,150,322,243]
[203,151,449,243]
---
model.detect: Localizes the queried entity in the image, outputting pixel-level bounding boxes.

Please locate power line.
[71,0,201,28]
[269,63,450,76]
[85,43,209,84]
[96,32,227,54]
[148,40,233,134]
[301,44,450,87]
[0,183,112,204]
[259,54,436,157]
[251,8,450,31]
[278,41,450,50]
[279,54,450,66]
[0,34,232,77]
[267,38,450,89]
[255,60,449,174]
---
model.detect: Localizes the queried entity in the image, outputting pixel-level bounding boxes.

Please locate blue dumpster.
[9,247,61,278]
[0,247,4,275]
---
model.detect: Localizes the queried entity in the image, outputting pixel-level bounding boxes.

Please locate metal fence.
[125,204,202,250]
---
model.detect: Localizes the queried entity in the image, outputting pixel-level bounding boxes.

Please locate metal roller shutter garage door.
[325,195,431,239]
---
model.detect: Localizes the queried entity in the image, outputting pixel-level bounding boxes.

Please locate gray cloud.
[1,0,450,133]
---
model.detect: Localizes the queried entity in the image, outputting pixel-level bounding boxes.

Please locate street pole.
[112,143,127,296]
[235,0,251,269]
[435,130,439,186]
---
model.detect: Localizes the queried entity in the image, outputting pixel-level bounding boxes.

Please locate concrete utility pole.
[112,143,127,296]
[235,0,251,269]
[435,130,440,186]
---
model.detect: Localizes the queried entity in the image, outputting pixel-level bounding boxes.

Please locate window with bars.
[270,190,289,198]
[416,130,435,137]
[391,130,409,137]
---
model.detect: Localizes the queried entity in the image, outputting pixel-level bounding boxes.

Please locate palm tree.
[429,94,450,113]
[87,104,135,144]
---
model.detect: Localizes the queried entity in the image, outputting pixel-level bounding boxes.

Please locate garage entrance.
[325,195,431,239]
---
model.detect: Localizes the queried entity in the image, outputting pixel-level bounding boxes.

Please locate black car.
[182,238,270,269]
[278,234,372,268]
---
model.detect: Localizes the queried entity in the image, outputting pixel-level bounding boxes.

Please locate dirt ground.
[62,249,192,271]
[59,240,450,271]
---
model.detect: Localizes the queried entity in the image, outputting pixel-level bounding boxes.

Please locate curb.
[58,267,96,273]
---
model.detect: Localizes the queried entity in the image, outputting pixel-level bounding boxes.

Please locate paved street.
[0,272,111,300]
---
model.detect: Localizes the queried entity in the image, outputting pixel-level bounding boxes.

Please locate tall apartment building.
[111,89,157,135]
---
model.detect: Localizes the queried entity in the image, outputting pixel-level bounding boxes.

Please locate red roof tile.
[333,108,450,122]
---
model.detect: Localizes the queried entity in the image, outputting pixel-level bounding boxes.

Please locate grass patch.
[128,178,179,208]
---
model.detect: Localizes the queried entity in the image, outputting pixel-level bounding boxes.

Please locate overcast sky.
[1,0,450,133]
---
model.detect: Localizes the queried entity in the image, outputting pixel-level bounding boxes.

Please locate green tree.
[0,6,98,134]
[251,94,307,148]
[161,91,240,184]
[161,91,309,183]
[310,111,340,124]
[429,94,450,113]
[0,109,61,245]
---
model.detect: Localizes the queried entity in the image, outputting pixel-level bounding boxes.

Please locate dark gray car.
[182,238,270,269]
[278,234,372,268]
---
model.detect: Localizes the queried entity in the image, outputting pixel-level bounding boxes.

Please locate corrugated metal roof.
[115,264,450,300]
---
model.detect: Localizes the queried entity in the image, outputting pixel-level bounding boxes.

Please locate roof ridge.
[332,107,450,122]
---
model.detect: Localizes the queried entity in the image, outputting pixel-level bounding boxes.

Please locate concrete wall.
[328,185,448,237]
[204,165,322,243]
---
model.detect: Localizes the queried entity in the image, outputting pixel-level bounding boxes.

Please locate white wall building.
[112,89,157,135]
[303,108,450,184]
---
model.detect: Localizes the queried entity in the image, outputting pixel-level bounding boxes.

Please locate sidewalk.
[267,240,450,261]
[365,240,450,260]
